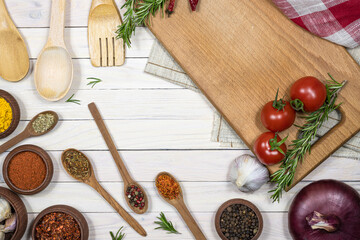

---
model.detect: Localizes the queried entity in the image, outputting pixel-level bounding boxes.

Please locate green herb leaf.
[110,226,126,240]
[116,0,168,47]
[65,94,81,105]
[87,77,102,88]
[269,74,346,202]
[154,212,181,234]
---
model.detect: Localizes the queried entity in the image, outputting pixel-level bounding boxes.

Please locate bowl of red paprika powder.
[31,205,89,240]
[3,145,53,195]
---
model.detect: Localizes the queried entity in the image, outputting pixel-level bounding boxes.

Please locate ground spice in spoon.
[156,174,180,200]
[8,151,46,190]
[220,204,259,240]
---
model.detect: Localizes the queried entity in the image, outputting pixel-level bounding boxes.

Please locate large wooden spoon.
[0,0,29,82]
[61,149,147,237]
[88,102,148,214]
[0,111,58,154]
[155,172,207,240]
[34,0,73,101]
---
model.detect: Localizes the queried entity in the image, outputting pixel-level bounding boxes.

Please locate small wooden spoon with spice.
[88,102,148,214]
[155,172,207,240]
[61,149,147,237]
[0,111,58,154]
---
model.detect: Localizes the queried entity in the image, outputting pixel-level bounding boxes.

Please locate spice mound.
[32,113,55,134]
[62,150,90,180]
[220,204,259,240]
[156,174,180,200]
[126,185,146,210]
[8,151,46,190]
[0,97,13,133]
[35,212,81,240]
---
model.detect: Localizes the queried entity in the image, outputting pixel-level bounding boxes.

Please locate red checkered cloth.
[272,0,360,48]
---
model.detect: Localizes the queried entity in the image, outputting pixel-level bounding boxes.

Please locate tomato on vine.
[290,76,327,112]
[253,132,287,166]
[261,89,296,132]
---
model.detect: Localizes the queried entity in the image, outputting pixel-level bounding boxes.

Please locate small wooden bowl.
[0,90,20,139]
[31,205,89,240]
[3,145,53,195]
[215,198,263,240]
[0,187,28,240]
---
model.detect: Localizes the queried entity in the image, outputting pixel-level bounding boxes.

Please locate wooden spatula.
[88,0,125,67]
[0,0,29,82]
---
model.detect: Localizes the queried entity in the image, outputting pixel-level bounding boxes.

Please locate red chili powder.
[8,151,46,190]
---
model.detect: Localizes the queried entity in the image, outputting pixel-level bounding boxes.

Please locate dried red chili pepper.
[166,0,176,15]
[189,0,199,11]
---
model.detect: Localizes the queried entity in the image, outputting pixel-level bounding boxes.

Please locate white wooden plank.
[20,27,154,59]
[24,212,292,240]
[1,150,358,183]
[5,182,360,213]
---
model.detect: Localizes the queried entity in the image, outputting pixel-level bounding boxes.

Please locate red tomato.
[290,76,327,112]
[253,132,287,165]
[261,101,296,132]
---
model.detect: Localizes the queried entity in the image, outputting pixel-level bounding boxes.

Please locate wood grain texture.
[148,0,360,189]
[88,0,125,67]
[0,0,29,82]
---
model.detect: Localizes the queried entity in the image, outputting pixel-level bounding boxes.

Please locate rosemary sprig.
[269,74,346,202]
[110,226,126,240]
[65,94,81,105]
[116,0,168,47]
[154,212,181,234]
[87,77,102,88]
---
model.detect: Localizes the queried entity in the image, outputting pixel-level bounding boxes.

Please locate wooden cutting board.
[148,0,360,189]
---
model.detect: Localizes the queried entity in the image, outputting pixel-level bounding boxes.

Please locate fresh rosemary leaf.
[110,226,126,240]
[154,212,181,234]
[269,74,346,202]
[87,77,102,88]
[65,94,81,105]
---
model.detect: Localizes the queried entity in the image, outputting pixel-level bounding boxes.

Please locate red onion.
[289,180,360,240]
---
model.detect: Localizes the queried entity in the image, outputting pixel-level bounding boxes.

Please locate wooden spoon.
[88,102,148,214]
[0,0,29,82]
[61,149,147,237]
[34,0,73,101]
[0,111,58,154]
[155,172,207,240]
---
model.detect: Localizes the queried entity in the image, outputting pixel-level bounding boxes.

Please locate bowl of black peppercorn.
[215,199,263,240]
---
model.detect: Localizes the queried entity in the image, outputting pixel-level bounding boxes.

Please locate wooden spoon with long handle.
[0,111,58,154]
[34,0,73,101]
[61,149,147,237]
[0,0,29,82]
[88,102,149,214]
[155,172,207,240]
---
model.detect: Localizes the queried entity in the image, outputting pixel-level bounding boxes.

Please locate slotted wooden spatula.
[88,0,125,67]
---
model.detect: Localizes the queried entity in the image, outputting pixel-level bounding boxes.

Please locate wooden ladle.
[61,149,147,237]
[34,0,73,101]
[0,0,29,82]
[155,172,207,240]
[88,102,149,214]
[0,111,58,155]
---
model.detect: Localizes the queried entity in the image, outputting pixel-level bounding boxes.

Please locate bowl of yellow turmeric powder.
[0,90,20,139]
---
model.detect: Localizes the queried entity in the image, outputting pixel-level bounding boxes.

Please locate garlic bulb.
[229,154,269,192]
[0,198,11,222]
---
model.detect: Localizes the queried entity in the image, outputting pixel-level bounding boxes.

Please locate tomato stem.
[269,133,288,156]
[272,89,286,111]
[290,99,305,112]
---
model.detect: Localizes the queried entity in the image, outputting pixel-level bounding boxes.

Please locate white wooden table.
[1,1,359,239]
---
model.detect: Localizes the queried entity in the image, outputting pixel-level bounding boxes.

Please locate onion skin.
[289,180,360,240]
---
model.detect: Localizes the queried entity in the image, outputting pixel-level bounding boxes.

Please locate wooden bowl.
[0,187,28,240]
[31,205,89,240]
[0,90,20,139]
[3,145,53,195]
[215,198,263,240]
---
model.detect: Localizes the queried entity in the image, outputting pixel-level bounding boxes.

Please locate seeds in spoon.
[32,113,55,133]
[62,150,90,180]
[156,174,180,200]
[126,185,146,210]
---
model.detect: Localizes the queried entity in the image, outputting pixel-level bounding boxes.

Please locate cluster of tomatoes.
[253,76,327,166]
